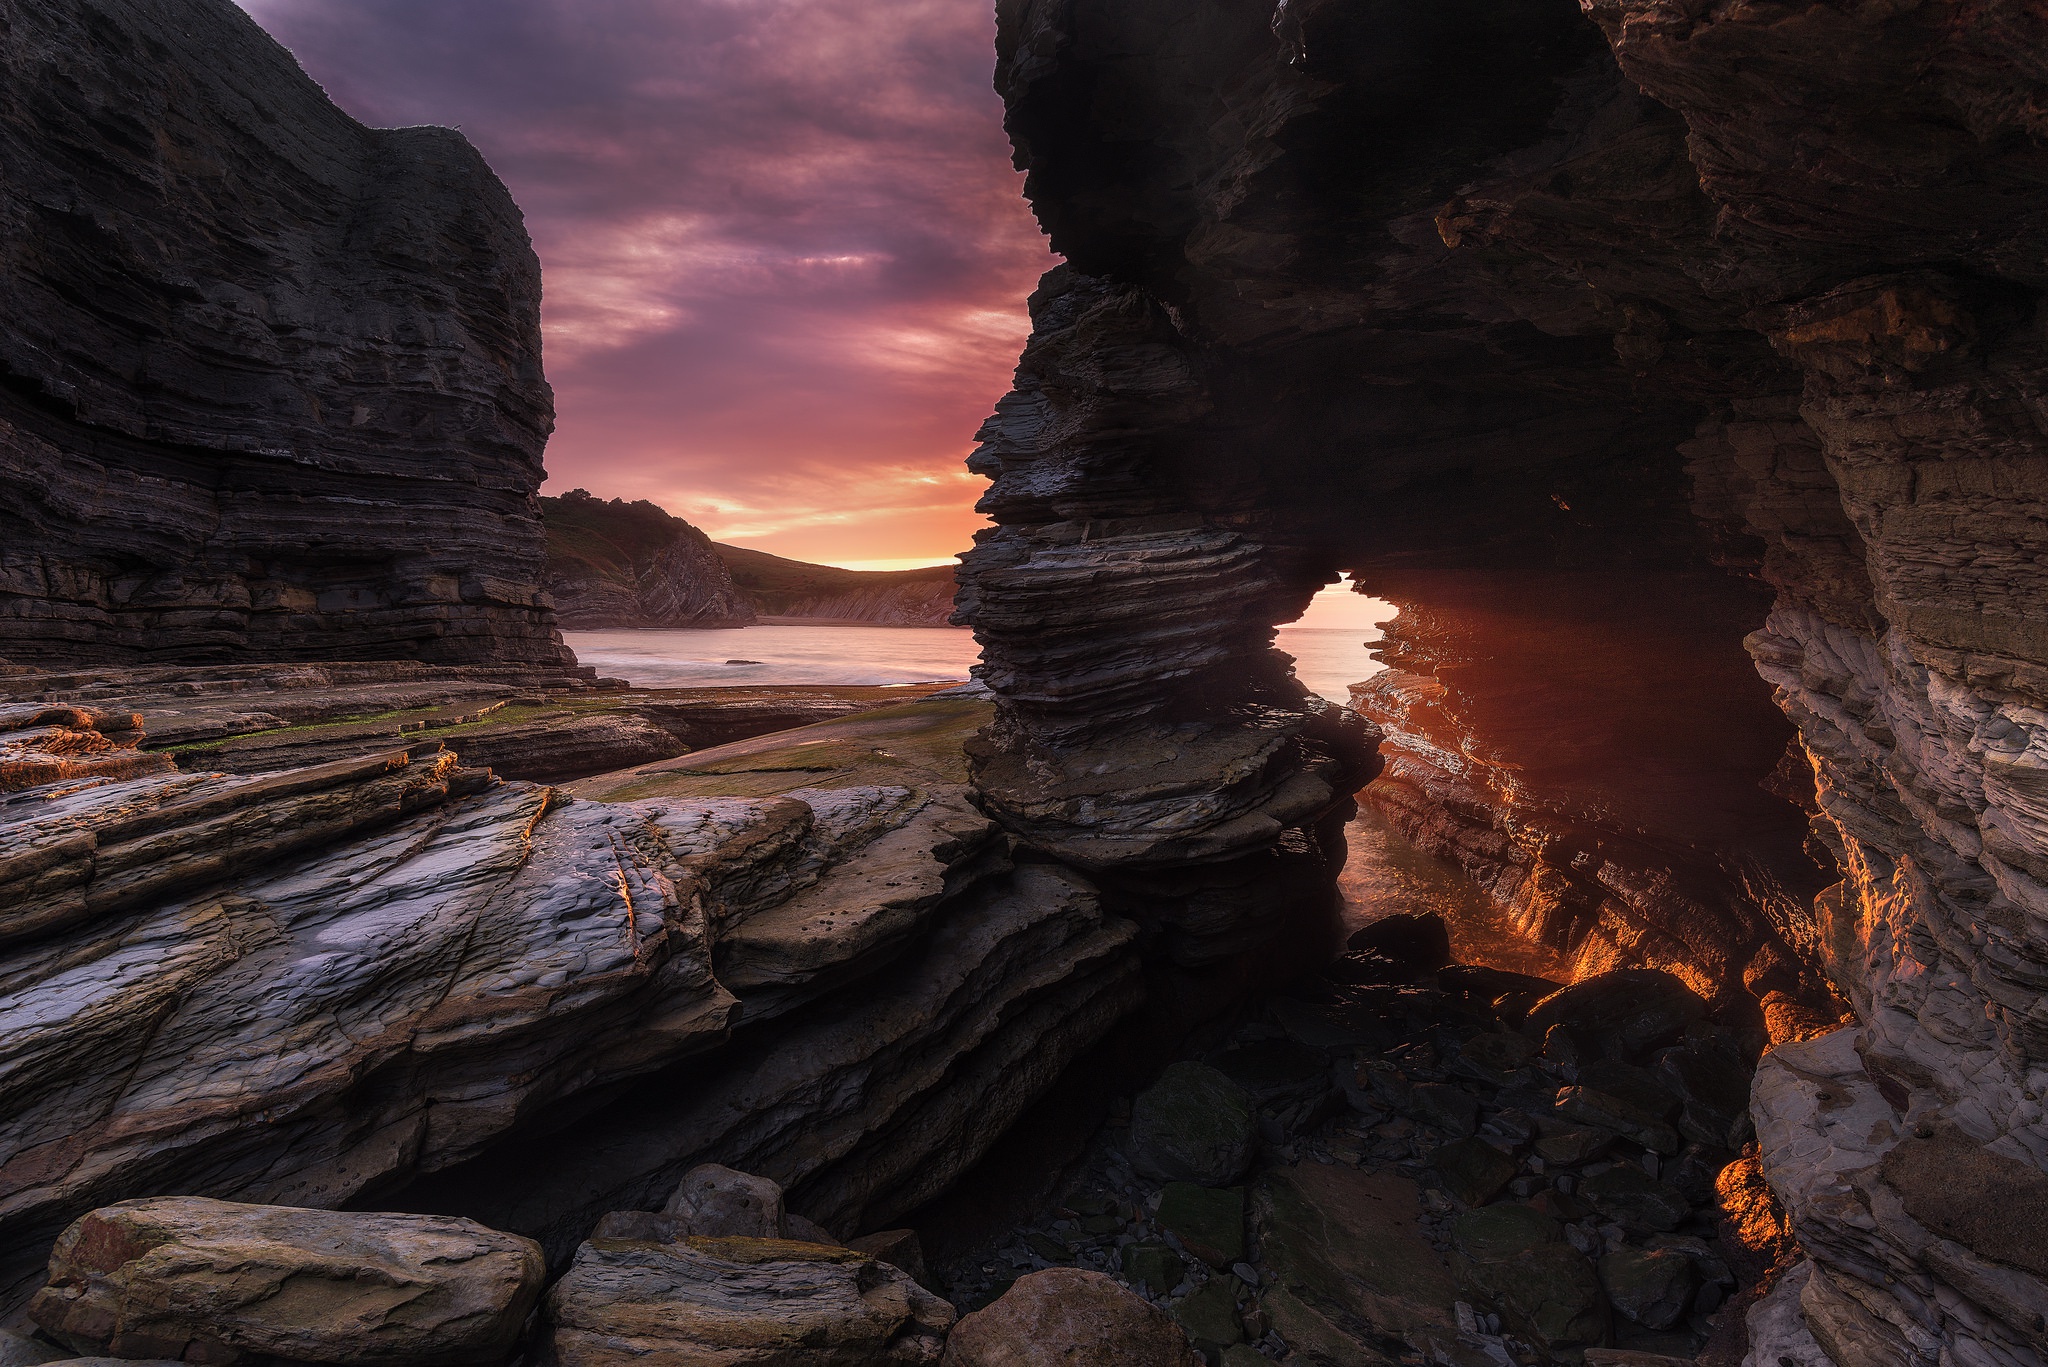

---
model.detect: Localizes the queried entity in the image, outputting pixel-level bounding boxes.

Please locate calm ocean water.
[566,618,1388,703]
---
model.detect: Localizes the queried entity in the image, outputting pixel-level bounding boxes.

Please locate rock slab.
[28,1197,544,1365]
[543,1234,954,1366]
[940,1269,1202,1367]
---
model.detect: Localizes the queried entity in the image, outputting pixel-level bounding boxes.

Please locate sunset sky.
[234,0,1055,569]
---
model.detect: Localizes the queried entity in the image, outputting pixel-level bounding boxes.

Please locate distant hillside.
[540,491,959,628]
[541,490,755,629]
[714,544,959,625]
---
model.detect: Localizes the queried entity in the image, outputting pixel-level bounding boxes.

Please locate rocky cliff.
[0,0,565,665]
[717,543,960,627]
[542,491,959,628]
[964,0,2048,1361]
[542,490,757,629]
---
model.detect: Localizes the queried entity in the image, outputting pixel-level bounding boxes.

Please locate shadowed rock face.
[970,0,2048,1357]
[0,0,565,665]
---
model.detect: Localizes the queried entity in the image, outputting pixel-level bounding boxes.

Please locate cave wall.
[0,0,568,665]
[967,0,2048,1359]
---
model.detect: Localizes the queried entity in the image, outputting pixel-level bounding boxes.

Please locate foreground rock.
[941,1269,1201,1367]
[1,660,955,784]
[544,1234,953,1366]
[1127,1063,1258,1186]
[28,1198,542,1365]
[661,1165,788,1238]
[0,694,1143,1317]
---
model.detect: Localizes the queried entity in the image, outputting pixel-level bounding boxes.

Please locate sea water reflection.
[565,582,1396,703]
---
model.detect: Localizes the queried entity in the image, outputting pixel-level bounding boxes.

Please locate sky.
[234,0,1055,569]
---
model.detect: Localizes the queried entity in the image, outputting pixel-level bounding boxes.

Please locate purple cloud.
[236,0,1053,565]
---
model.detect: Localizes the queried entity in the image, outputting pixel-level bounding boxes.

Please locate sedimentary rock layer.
[969,0,2048,1358]
[0,0,564,665]
[542,491,758,630]
[0,688,1143,1321]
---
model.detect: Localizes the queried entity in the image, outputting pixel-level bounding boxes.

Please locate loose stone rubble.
[933,941,1773,1367]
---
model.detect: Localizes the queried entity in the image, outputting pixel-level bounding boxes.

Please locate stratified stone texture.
[542,1235,954,1367]
[940,1269,1203,1367]
[0,0,565,665]
[542,491,757,630]
[0,688,1144,1320]
[969,1,2048,1361]
[29,1198,544,1366]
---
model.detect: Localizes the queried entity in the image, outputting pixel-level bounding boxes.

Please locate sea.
[565,623,1386,704]
[565,581,1397,704]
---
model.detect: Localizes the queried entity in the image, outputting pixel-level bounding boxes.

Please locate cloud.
[236,0,1053,564]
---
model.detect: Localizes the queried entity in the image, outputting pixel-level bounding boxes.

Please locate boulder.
[787,1214,844,1246]
[1575,1061,1682,1121]
[1521,971,1706,1063]
[1345,913,1452,971]
[1253,1165,1462,1359]
[1155,1184,1245,1269]
[1406,1083,1480,1139]
[1430,1138,1519,1207]
[27,1198,543,1366]
[662,1164,787,1238]
[1532,1118,1613,1166]
[1656,1033,1755,1150]
[1120,1242,1184,1297]
[1600,1249,1697,1329]
[1128,1063,1258,1185]
[1168,1278,1245,1356]
[1455,1032,1541,1080]
[1206,1039,1330,1107]
[544,1234,954,1366]
[1577,1166,1693,1234]
[850,1229,933,1290]
[1554,1086,1681,1156]
[940,1269,1202,1366]
[1459,1243,1609,1351]
[1451,1204,1563,1260]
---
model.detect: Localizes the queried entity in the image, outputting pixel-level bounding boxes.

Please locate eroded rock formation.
[542,491,758,630]
[0,0,565,665]
[963,0,2048,1360]
[541,492,960,629]
[0,688,1141,1316]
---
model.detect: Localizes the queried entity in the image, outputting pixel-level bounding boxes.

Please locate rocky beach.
[3,0,2048,1363]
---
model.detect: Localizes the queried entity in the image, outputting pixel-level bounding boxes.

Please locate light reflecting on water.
[565,625,980,688]
[1340,802,1572,982]
[566,613,1390,702]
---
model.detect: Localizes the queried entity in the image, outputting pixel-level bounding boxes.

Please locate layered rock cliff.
[0,0,565,665]
[541,492,959,628]
[542,490,757,629]
[964,0,2048,1360]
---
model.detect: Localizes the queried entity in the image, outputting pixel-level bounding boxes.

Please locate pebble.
[1232,1261,1260,1285]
